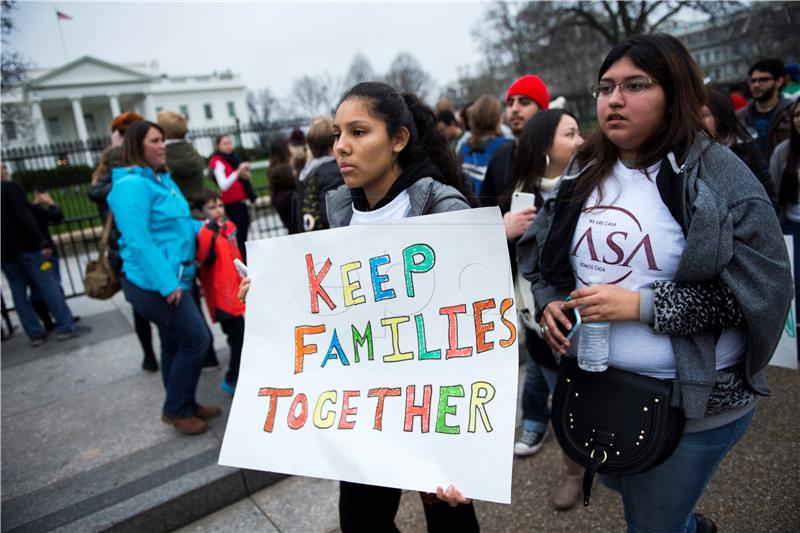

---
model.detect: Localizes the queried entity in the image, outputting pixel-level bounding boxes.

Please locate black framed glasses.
[749,76,774,85]
[591,77,658,99]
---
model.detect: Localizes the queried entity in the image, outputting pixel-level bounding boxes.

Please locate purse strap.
[99,212,114,257]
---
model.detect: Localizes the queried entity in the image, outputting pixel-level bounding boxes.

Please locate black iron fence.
[1,118,306,173]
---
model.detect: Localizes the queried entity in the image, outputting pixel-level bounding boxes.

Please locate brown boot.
[161,415,208,435]
[195,405,222,420]
[552,452,583,510]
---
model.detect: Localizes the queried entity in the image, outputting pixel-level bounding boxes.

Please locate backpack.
[301,170,326,232]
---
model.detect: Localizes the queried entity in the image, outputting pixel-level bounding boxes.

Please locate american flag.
[56,10,72,21]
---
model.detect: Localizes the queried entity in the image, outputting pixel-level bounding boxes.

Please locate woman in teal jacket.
[108,121,219,435]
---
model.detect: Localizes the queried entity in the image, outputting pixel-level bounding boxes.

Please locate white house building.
[1,55,250,149]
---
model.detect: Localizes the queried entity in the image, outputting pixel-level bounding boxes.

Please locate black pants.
[191,282,218,366]
[218,312,244,384]
[339,481,479,533]
[225,200,250,262]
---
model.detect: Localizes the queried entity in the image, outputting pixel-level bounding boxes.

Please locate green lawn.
[33,166,272,234]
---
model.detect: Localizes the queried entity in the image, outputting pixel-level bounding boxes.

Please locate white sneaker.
[514,428,548,456]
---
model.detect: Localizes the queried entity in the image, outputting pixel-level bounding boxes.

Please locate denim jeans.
[521,335,558,434]
[600,409,754,533]
[122,278,210,418]
[2,250,75,338]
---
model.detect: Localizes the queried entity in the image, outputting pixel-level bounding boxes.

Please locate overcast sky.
[8,0,490,103]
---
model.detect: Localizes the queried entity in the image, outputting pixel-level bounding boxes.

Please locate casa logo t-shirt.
[569,160,745,378]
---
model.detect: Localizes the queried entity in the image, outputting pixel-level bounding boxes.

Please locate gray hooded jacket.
[326,177,469,228]
[518,136,793,419]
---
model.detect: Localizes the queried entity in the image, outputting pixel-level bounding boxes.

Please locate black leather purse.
[551,356,686,506]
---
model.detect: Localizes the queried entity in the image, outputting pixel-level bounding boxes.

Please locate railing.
[0,184,288,310]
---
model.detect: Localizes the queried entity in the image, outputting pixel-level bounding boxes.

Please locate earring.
[545,154,550,169]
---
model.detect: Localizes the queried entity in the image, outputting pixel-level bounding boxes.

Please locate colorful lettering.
[402,243,435,297]
[368,387,402,430]
[499,298,517,348]
[305,254,336,313]
[468,382,495,433]
[435,385,464,434]
[415,314,441,360]
[341,261,367,306]
[312,390,337,429]
[258,387,293,433]
[351,322,374,363]
[369,254,396,301]
[294,324,326,374]
[381,316,414,362]
[287,393,308,430]
[404,384,432,433]
[321,328,350,368]
[338,390,360,429]
[439,304,473,359]
[473,299,497,353]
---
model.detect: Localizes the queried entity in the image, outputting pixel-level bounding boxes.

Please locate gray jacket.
[518,137,793,419]
[326,177,469,228]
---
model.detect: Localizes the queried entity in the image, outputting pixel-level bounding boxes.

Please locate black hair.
[437,109,457,126]
[779,98,800,207]
[192,188,222,211]
[504,109,576,205]
[338,82,476,206]
[748,58,785,79]
[269,135,291,167]
[120,121,165,170]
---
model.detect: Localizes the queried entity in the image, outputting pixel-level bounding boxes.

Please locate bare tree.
[1,0,29,90]
[384,51,434,99]
[291,72,340,117]
[247,88,280,128]
[343,53,376,90]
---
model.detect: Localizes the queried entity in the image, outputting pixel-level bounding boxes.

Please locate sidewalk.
[2,294,798,532]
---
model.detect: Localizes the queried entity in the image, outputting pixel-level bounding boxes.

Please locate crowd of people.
[2,31,798,533]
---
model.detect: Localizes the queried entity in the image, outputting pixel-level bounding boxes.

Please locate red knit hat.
[730,94,748,111]
[506,75,550,110]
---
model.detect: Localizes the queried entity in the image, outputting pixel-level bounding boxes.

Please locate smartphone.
[510,191,536,213]
[233,258,249,278]
[556,296,581,340]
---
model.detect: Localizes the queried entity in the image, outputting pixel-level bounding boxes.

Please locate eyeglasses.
[749,76,774,85]
[591,77,657,99]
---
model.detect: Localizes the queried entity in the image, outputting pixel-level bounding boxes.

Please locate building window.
[47,117,61,137]
[84,114,96,134]
[227,101,236,118]
[179,104,189,120]
[3,120,17,140]
[204,103,213,120]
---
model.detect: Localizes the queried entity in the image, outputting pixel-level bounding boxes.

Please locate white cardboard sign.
[769,235,798,369]
[219,207,519,503]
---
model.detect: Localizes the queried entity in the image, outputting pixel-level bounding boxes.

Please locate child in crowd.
[193,189,246,394]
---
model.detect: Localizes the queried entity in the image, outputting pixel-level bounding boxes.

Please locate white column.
[29,99,50,145]
[70,96,89,142]
[109,94,121,118]
[143,93,156,120]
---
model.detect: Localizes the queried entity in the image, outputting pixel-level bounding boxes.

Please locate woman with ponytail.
[327,82,479,532]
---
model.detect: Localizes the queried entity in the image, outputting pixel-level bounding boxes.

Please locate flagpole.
[55,8,69,62]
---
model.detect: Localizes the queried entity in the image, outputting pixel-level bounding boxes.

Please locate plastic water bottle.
[578,276,609,372]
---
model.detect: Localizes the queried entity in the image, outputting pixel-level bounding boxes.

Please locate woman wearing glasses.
[518,34,791,532]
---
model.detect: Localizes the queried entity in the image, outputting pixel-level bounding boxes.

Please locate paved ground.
[1,294,798,532]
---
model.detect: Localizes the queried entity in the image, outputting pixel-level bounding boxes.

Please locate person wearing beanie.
[157,111,206,201]
[480,74,551,207]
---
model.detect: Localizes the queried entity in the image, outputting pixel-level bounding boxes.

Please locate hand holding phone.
[555,296,581,340]
[233,258,249,279]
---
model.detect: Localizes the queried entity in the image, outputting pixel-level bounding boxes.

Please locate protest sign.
[219,207,519,503]
[770,235,797,369]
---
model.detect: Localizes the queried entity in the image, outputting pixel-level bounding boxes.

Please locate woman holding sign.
[330,82,479,533]
[518,34,791,532]
[239,82,479,532]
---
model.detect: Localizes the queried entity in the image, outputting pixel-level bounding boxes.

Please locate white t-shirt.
[349,190,411,225]
[569,160,746,379]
